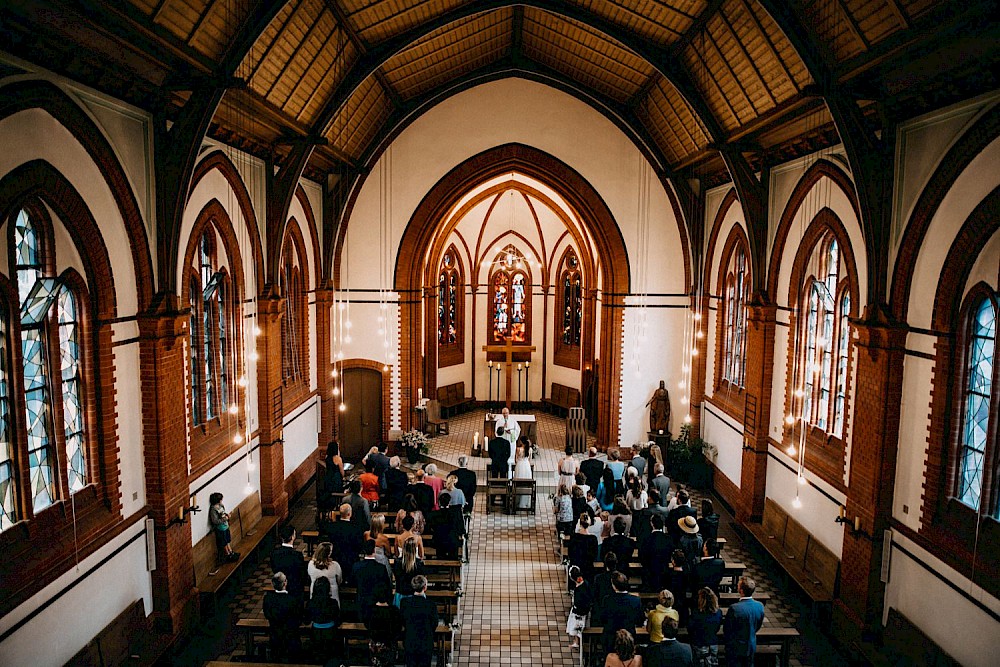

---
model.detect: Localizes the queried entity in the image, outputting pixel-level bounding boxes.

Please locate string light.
[787,444,797,456]
[253,325,262,337]
[797,474,807,486]
[339,403,346,412]
[228,404,239,415]
[792,495,802,509]
[233,433,243,444]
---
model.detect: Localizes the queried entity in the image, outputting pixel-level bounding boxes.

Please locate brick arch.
[703,188,741,290]
[389,144,630,446]
[0,79,153,310]
[768,159,860,299]
[294,185,324,289]
[190,150,264,293]
[335,358,392,446]
[892,105,1000,321]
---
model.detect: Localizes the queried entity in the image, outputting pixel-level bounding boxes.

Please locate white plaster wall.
[0,520,152,667]
[893,348,934,532]
[188,439,263,545]
[115,337,146,518]
[764,451,846,555]
[701,403,742,490]
[283,400,320,479]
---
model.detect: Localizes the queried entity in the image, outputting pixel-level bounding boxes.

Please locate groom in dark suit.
[488,427,511,478]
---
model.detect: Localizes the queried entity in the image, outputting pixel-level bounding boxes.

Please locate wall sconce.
[835,505,870,539]
[168,495,201,528]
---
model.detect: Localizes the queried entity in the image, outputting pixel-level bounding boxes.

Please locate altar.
[483,414,537,443]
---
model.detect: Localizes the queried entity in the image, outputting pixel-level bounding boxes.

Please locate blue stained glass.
[59,289,86,492]
[958,298,995,510]
[15,209,41,307]
[0,309,16,530]
[190,279,201,425]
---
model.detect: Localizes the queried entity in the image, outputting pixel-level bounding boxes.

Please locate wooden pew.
[542,382,581,416]
[591,560,746,590]
[562,536,728,559]
[637,591,770,608]
[437,381,472,417]
[66,600,171,667]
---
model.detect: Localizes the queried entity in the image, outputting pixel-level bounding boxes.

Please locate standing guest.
[598,572,644,658]
[554,483,575,537]
[396,515,425,559]
[700,499,720,543]
[631,497,655,547]
[494,407,521,446]
[586,510,607,546]
[453,456,477,513]
[263,571,302,661]
[306,577,340,661]
[400,575,439,667]
[319,441,345,509]
[625,475,648,511]
[604,629,642,667]
[649,464,672,507]
[645,617,694,667]
[352,540,393,624]
[566,565,593,650]
[208,492,239,563]
[364,513,394,579]
[558,444,579,490]
[445,475,467,508]
[567,514,599,579]
[307,541,343,604]
[572,486,595,526]
[591,552,620,623]
[630,443,647,479]
[648,489,671,524]
[606,448,626,494]
[575,472,591,497]
[602,517,634,565]
[423,463,445,510]
[395,494,426,534]
[488,426,511,478]
[320,503,363,583]
[667,490,697,544]
[723,577,765,667]
[359,460,381,506]
[384,456,409,511]
[668,549,691,622]
[639,514,673,592]
[428,492,465,559]
[410,470,435,515]
[646,589,680,643]
[645,444,664,489]
[688,587,723,667]
[367,588,402,667]
[597,467,617,511]
[363,443,391,489]
[580,447,606,491]
[272,524,305,600]
[393,536,426,606]
[608,499,634,538]
[345,479,372,530]
[692,540,727,594]
[678,516,705,570]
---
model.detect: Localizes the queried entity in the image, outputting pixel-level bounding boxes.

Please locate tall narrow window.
[957,296,996,511]
[554,248,583,368]
[280,236,306,385]
[0,306,16,529]
[58,289,85,492]
[489,246,531,344]
[189,226,235,425]
[437,247,464,366]
[189,275,201,426]
[721,243,749,387]
[201,233,218,420]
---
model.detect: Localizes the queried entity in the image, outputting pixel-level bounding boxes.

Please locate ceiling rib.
[324,0,404,109]
[263,7,328,100]
[716,5,778,108]
[733,0,799,93]
[246,1,301,84]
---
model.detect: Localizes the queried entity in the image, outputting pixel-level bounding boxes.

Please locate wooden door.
[340,368,383,463]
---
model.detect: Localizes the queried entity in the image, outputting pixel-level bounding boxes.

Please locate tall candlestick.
[192,494,197,508]
[839,506,845,519]
[418,388,423,400]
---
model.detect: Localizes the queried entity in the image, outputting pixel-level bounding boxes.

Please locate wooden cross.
[482,336,535,409]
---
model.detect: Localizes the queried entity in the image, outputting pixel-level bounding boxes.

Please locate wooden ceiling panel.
[246,1,328,108]
[127,0,159,13]
[523,9,657,104]
[566,0,707,47]
[326,76,392,158]
[743,0,811,93]
[187,0,259,61]
[638,77,710,163]
[339,0,471,45]
[722,0,800,103]
[150,0,204,44]
[382,10,512,100]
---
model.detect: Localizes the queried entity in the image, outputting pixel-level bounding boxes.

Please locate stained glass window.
[58,289,85,492]
[958,297,995,510]
[189,276,201,425]
[722,243,749,387]
[558,251,582,348]
[438,250,461,347]
[489,247,530,344]
[280,239,304,384]
[0,306,16,530]
[189,228,234,423]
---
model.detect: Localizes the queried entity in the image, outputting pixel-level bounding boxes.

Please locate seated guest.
[692,539,726,593]
[395,493,427,534]
[345,479,372,530]
[423,463,445,510]
[263,571,302,660]
[678,516,704,569]
[400,575,440,667]
[605,628,642,667]
[645,616,693,667]
[591,552,619,622]
[306,577,340,661]
[272,524,305,601]
[645,589,680,643]
[580,447,606,491]
[700,499,720,543]
[367,588,402,667]
[359,460,381,506]
[307,542,343,604]
[650,464,671,507]
[598,572,644,658]
[566,565,593,650]
[554,483,575,537]
[723,577,765,667]
[393,536,426,604]
[364,513,394,578]
[384,455,409,511]
[667,490,696,544]
[396,514,425,559]
[321,503,363,583]
[410,469,435,515]
[602,517,635,565]
[445,475,467,508]
[608,498,633,537]
[567,513,599,579]
[639,514,673,591]
[428,492,465,559]
[352,540,393,623]
[453,456,477,512]
[688,587,723,667]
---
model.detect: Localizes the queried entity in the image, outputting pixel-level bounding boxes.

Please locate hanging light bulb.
[681,397,688,405]
[253,325,262,337]
[696,331,704,339]
[345,320,352,329]
[246,460,256,472]
[233,433,243,444]
[691,347,699,356]
[383,340,389,348]
[678,381,686,389]
[377,315,384,323]
[794,388,805,398]
[250,350,260,361]
[344,334,352,344]
[693,313,702,322]
[786,444,797,456]
[237,375,248,388]
[388,352,396,362]
[377,328,385,336]
[798,474,807,486]
[784,415,795,425]
[228,403,239,415]
[792,495,802,509]
[332,386,340,397]
[339,403,346,412]
[338,303,345,311]
[336,351,344,360]
[682,365,689,372]
[330,369,337,378]
[245,483,254,495]
[383,364,389,372]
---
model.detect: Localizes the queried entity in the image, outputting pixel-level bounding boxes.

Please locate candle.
[526,361,530,368]
[854,516,860,532]
[418,388,423,400]
[517,363,522,371]
[839,506,845,519]
[488,360,493,368]
[658,429,663,435]
[178,505,184,521]
[192,494,196,507]
[474,431,479,445]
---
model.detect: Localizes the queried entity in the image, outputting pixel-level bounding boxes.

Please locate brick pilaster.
[738,298,776,522]
[138,294,195,634]
[315,286,334,452]
[833,308,906,643]
[256,291,289,519]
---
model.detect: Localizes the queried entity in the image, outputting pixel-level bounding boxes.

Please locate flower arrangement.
[401,429,430,454]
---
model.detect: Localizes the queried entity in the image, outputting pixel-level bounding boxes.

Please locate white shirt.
[494,413,521,445]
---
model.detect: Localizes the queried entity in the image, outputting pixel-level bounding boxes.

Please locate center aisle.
[454,498,576,666]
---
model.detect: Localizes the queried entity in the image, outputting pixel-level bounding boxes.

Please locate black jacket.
[384,467,409,510]
[644,639,694,667]
[453,468,477,506]
[271,544,306,597]
[692,556,727,593]
[400,594,440,656]
[352,558,393,621]
[580,458,605,490]
[599,592,644,656]
[601,533,635,565]
[263,590,302,631]
[407,482,435,516]
[667,504,697,543]
[321,519,363,578]
[428,505,465,559]
[487,436,511,478]
[639,531,673,590]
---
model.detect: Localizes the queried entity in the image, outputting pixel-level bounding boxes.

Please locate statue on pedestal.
[646,380,671,435]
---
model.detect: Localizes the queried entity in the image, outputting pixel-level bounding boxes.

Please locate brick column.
[256,291,289,519]
[138,295,195,634]
[738,299,777,522]
[315,285,333,453]
[688,293,711,436]
[833,310,906,643]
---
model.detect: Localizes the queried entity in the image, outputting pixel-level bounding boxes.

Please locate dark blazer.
[601,533,635,565]
[723,597,765,658]
[262,590,302,657]
[321,519,363,579]
[631,507,654,544]
[271,544,306,597]
[644,638,694,667]
[599,592,644,656]
[650,474,672,506]
[667,504,697,543]
[345,492,372,529]
[384,467,409,509]
[692,556,727,593]
[591,571,616,621]
[580,458,605,490]
[408,482,435,516]
[400,593,440,656]
[453,467,477,509]
[352,558,393,621]
[566,532,599,577]
[487,436,511,478]
[638,531,673,590]
[428,505,465,559]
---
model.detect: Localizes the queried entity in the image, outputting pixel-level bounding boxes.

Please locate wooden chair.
[511,477,537,515]
[424,399,449,435]
[486,477,510,514]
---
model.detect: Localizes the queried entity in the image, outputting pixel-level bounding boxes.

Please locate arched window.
[189,229,232,425]
[956,293,997,514]
[280,230,307,386]
[0,304,16,530]
[489,246,531,344]
[554,248,582,368]
[721,242,749,388]
[437,247,464,367]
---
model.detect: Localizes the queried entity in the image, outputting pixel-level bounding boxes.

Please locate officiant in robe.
[488,428,511,479]
[494,408,521,446]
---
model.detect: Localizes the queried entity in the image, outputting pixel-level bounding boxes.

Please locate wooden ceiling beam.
[263,6,328,100]
[734,0,798,94]
[185,0,222,46]
[668,0,726,59]
[831,0,871,51]
[324,0,404,110]
[716,3,778,108]
[511,6,525,67]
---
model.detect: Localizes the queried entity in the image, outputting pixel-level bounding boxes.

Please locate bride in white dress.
[514,438,534,508]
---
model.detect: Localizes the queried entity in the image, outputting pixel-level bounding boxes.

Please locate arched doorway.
[340,368,383,462]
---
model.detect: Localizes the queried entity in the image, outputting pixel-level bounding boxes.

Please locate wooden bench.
[300,528,462,560]
[542,382,581,416]
[637,591,770,608]
[192,490,278,612]
[437,382,472,417]
[745,498,839,607]
[236,618,453,667]
[562,536,728,560]
[67,599,172,667]
[424,399,449,436]
[581,624,798,667]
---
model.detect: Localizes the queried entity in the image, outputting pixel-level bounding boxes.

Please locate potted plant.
[401,429,429,464]
[667,424,716,489]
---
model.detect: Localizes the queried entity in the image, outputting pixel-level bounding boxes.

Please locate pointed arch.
[554,246,583,369]
[437,243,465,367]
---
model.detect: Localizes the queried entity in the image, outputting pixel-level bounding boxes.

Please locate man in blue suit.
[723,576,766,667]
[645,616,693,667]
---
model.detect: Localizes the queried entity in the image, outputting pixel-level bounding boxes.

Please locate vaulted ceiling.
[3,0,995,185]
